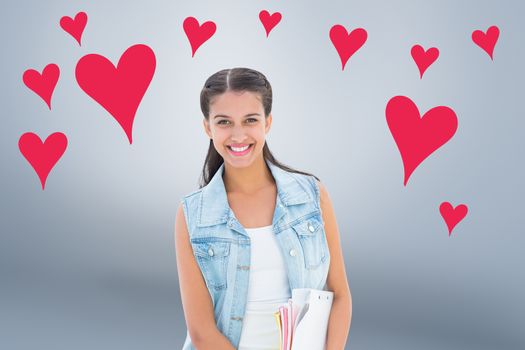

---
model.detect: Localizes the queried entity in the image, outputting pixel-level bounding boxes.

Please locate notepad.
[273,288,334,350]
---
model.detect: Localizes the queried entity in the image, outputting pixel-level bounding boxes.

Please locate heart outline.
[386,95,458,186]
[22,63,60,110]
[60,11,88,46]
[259,10,282,37]
[411,44,439,79]
[329,24,367,71]
[18,132,68,190]
[183,16,217,57]
[75,44,156,144]
[472,25,499,60]
[439,202,468,236]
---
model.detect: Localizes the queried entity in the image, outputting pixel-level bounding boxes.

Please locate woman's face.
[203,90,272,168]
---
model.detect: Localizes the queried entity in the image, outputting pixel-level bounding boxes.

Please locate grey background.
[1,0,524,349]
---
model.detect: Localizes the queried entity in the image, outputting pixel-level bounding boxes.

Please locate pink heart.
[259,10,282,37]
[60,11,88,46]
[411,44,439,79]
[183,16,217,57]
[18,132,68,190]
[22,63,60,110]
[329,24,367,70]
[386,96,458,186]
[472,25,499,60]
[439,202,468,236]
[75,44,156,144]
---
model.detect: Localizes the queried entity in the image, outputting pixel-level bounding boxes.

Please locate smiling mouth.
[227,144,254,156]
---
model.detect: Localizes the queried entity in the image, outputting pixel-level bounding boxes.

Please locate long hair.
[198,67,320,188]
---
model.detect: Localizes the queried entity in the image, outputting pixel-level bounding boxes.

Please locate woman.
[175,67,352,349]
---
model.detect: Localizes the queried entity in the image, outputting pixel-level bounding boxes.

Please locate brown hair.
[198,67,320,188]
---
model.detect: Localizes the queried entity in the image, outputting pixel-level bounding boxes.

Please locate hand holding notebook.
[273,288,334,350]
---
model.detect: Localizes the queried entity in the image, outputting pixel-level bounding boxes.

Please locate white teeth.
[231,145,249,152]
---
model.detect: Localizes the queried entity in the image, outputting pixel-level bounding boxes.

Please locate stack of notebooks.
[273,288,334,350]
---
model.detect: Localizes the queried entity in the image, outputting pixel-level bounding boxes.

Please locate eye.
[217,118,258,125]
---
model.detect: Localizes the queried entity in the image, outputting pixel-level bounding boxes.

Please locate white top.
[238,225,291,350]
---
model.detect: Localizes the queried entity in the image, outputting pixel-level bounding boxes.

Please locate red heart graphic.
[22,63,60,110]
[472,25,499,60]
[60,11,88,46]
[386,96,458,186]
[75,44,156,144]
[329,24,367,70]
[439,202,468,236]
[411,44,439,79]
[18,132,68,190]
[183,16,216,57]
[259,10,282,37]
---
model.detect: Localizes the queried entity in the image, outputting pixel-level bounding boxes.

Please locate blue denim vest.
[180,159,330,349]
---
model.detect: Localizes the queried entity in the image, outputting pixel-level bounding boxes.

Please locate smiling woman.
[174,67,351,350]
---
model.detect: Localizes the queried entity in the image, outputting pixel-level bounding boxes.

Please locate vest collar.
[197,159,313,227]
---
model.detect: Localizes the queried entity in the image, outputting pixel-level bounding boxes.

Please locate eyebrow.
[213,113,261,119]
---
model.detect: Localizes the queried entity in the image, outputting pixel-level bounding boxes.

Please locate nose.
[230,124,249,143]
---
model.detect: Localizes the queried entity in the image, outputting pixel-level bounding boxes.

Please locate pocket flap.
[292,216,323,236]
[192,241,230,258]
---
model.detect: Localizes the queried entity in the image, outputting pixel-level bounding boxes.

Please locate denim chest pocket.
[191,240,230,290]
[292,215,327,269]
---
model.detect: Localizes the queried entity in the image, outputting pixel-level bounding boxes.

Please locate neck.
[223,156,275,195]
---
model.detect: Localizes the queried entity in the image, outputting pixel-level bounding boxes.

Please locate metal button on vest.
[308,223,315,232]
[228,221,233,228]
[289,249,297,257]
[208,247,214,256]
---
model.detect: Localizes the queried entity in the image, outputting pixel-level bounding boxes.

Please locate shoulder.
[178,188,204,228]
[182,188,203,201]
[314,179,327,196]
[299,174,326,206]
[284,171,327,207]
[180,188,203,207]
[313,178,331,209]
[282,171,320,207]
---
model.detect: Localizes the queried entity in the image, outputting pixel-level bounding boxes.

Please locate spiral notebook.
[273,288,334,350]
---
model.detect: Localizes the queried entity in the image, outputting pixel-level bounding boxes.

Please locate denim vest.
[180,159,330,349]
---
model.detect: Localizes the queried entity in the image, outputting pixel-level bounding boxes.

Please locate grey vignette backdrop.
[1,0,524,349]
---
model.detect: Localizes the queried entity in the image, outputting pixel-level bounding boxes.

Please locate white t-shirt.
[238,225,291,350]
